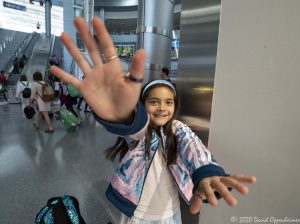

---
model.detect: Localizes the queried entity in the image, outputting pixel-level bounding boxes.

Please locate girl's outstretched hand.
[50,17,147,123]
[190,175,256,214]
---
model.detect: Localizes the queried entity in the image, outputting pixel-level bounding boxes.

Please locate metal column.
[137,0,175,82]
[45,0,52,38]
[84,0,94,31]
[99,8,105,20]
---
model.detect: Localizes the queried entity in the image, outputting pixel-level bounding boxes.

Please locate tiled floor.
[0,103,120,223]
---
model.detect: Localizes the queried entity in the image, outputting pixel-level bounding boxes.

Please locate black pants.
[12,66,19,74]
[77,97,89,110]
[0,90,8,101]
[66,96,78,117]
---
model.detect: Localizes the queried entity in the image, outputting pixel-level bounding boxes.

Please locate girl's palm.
[50,17,146,122]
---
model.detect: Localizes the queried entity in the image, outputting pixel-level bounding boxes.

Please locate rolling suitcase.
[55,108,80,131]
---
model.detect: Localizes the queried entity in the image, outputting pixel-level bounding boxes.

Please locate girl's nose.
[158,103,166,111]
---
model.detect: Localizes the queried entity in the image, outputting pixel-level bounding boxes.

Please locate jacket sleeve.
[173,120,229,190]
[93,102,149,141]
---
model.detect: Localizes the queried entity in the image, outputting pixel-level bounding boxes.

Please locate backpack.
[37,81,55,102]
[21,82,31,98]
[34,195,86,224]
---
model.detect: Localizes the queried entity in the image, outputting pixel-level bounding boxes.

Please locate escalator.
[5,33,54,103]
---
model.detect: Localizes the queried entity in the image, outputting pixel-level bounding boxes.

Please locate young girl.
[50,17,256,224]
[103,79,233,223]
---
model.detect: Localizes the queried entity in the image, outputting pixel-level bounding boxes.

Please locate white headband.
[142,80,176,99]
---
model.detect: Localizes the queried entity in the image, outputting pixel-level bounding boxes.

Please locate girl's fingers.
[201,182,218,207]
[212,180,237,207]
[231,175,257,184]
[222,177,249,194]
[93,17,118,61]
[190,175,256,213]
[73,17,102,66]
[189,192,203,214]
[50,66,80,88]
[128,49,147,83]
[60,32,91,75]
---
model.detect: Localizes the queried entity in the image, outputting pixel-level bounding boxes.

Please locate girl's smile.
[144,86,175,127]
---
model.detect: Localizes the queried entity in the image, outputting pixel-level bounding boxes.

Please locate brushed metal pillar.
[83,0,94,30]
[45,0,52,38]
[99,8,105,20]
[177,0,221,146]
[137,0,175,82]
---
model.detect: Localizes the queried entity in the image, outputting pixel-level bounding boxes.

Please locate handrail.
[22,32,38,58]
[44,35,56,81]
[20,33,41,78]
[70,58,76,75]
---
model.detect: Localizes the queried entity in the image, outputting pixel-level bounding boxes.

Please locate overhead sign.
[3,1,27,12]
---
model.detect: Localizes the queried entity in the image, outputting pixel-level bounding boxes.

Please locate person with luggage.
[62,84,79,118]
[66,94,78,118]
[0,83,8,101]
[22,54,28,62]
[53,77,61,103]
[53,82,80,131]
[0,70,8,101]
[19,57,25,70]
[29,71,54,133]
[49,55,60,67]
[76,95,90,112]
[0,70,7,83]
[16,74,31,116]
[59,81,68,108]
[49,17,256,223]
[12,57,19,74]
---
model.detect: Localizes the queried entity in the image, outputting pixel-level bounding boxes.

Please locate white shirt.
[54,81,60,91]
[134,144,180,221]
[16,81,31,98]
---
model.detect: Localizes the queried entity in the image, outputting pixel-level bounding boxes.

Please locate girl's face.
[144,86,175,127]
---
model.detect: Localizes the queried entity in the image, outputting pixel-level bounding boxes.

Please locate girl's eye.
[149,100,158,105]
[166,100,174,105]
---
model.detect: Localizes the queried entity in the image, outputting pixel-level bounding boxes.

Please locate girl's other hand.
[190,175,256,214]
[50,17,147,123]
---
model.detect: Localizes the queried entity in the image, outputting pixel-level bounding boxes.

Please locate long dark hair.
[105,81,180,165]
[33,71,43,81]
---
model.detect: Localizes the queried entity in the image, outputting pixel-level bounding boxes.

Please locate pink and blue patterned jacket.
[95,103,227,217]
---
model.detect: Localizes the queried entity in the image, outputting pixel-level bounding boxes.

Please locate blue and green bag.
[34,195,86,224]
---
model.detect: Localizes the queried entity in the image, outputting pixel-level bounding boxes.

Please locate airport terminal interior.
[0,0,206,223]
[3,0,298,224]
